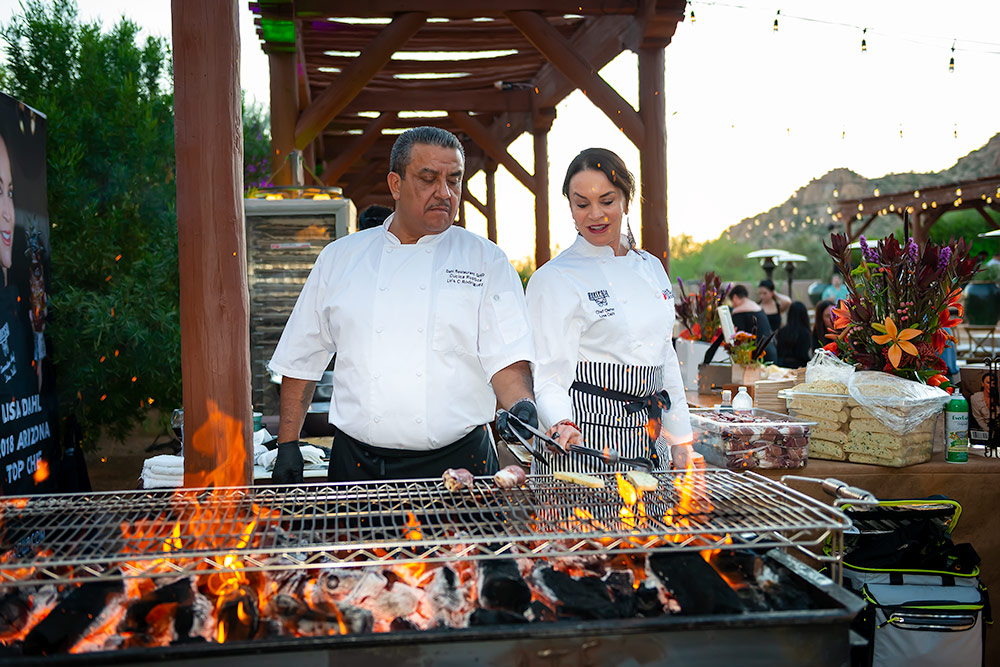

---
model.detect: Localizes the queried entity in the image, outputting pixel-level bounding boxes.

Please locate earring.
[625,216,638,252]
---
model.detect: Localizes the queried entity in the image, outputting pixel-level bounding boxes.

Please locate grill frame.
[0,470,850,588]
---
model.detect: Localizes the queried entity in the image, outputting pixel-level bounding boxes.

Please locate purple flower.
[859,235,879,262]
[938,246,952,271]
[905,239,918,263]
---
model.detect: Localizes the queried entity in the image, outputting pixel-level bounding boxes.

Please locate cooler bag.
[838,499,991,667]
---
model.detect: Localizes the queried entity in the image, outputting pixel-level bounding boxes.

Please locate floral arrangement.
[675,272,732,343]
[723,330,775,367]
[822,233,980,391]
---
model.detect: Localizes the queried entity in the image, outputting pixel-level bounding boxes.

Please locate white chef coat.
[525,234,693,445]
[269,214,534,451]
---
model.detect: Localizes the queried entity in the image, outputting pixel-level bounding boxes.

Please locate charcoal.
[477,559,531,614]
[524,600,556,623]
[469,608,528,626]
[122,579,194,632]
[366,582,420,619]
[423,566,472,628]
[173,591,214,643]
[338,603,373,634]
[390,616,419,631]
[647,553,745,615]
[22,579,122,655]
[215,583,260,643]
[534,568,632,620]
[634,580,665,617]
[316,569,364,602]
[758,564,814,611]
[0,590,30,635]
[271,593,373,636]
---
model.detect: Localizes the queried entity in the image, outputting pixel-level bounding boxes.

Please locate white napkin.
[256,445,326,471]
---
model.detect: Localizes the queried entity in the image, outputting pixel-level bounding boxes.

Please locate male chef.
[268,127,537,483]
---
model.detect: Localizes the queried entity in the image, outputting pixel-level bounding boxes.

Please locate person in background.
[526,147,693,473]
[813,300,835,350]
[757,279,791,333]
[821,270,849,303]
[941,306,960,380]
[970,374,994,433]
[775,301,813,368]
[358,204,393,231]
[986,250,1000,268]
[269,127,537,484]
[728,284,777,362]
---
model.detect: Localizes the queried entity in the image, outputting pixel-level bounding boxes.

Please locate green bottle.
[945,396,969,464]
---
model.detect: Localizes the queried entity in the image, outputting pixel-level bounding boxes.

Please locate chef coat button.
[376,327,383,333]
[379,286,387,292]
[386,247,394,253]
[425,249,432,254]
[374,372,381,379]
[601,259,607,264]
[415,417,423,424]
[622,298,628,304]
[417,327,424,333]
[493,294,500,302]
[416,370,422,377]
[420,285,426,290]
[374,416,381,423]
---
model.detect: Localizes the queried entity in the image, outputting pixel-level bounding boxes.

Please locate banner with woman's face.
[0,92,57,495]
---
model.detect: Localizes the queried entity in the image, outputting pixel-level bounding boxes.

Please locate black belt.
[569,380,671,462]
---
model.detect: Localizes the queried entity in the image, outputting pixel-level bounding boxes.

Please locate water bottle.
[720,389,733,412]
[945,396,969,464]
[732,386,753,412]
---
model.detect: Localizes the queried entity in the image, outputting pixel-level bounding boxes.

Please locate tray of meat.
[689,408,815,471]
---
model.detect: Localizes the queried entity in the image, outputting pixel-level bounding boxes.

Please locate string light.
[861,28,867,53]
[690,8,695,23]
[949,41,955,72]
[773,9,779,32]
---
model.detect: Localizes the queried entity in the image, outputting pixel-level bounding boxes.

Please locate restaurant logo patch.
[587,290,609,307]
[587,290,615,318]
[662,286,673,300]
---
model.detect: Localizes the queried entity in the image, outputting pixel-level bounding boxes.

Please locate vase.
[731,364,762,386]
[964,282,1000,325]
[676,339,728,392]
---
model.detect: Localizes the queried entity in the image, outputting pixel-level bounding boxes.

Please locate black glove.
[273,441,304,484]
[497,399,538,443]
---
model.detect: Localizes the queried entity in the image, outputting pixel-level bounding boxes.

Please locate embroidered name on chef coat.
[445,269,485,287]
[661,286,674,300]
[587,289,616,318]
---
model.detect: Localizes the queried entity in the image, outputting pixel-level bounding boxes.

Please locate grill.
[0,470,849,587]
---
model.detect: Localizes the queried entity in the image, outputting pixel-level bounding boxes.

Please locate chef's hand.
[670,443,695,471]
[273,441,304,484]
[546,420,581,453]
[496,399,538,444]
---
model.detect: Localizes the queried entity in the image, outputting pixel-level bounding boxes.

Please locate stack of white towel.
[141,454,184,489]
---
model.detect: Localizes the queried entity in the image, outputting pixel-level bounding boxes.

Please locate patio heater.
[745,248,789,282]
[778,253,808,299]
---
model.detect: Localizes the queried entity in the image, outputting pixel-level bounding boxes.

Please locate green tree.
[1,0,180,444]
[243,97,271,190]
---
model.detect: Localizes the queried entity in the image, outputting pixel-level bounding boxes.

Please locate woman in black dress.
[757,279,790,334]
[813,300,835,350]
[776,301,813,368]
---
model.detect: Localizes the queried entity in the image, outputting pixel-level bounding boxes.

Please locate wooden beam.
[973,203,1000,229]
[506,10,644,146]
[269,51,298,186]
[448,111,535,192]
[294,11,427,150]
[848,213,879,242]
[638,46,667,269]
[320,112,396,185]
[294,1,639,16]
[346,160,383,201]
[485,160,498,244]
[465,189,487,216]
[533,109,554,268]
[342,89,533,114]
[171,0,252,487]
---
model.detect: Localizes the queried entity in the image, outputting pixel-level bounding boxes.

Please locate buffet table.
[688,391,998,662]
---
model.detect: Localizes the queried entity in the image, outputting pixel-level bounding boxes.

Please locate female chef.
[525,147,693,473]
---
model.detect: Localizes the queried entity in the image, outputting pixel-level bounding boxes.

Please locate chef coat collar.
[570,232,635,259]
[382,212,454,247]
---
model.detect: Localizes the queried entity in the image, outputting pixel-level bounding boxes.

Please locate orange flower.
[871,317,922,369]
[831,300,852,329]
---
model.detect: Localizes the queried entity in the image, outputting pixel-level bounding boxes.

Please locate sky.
[0,0,998,263]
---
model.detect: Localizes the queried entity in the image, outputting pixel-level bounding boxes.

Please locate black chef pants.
[327,425,498,482]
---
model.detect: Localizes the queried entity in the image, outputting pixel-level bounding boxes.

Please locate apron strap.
[569,380,671,461]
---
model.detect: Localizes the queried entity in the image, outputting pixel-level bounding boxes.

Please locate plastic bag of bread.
[847,372,950,435]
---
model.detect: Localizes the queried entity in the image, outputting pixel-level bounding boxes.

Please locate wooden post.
[269,52,298,187]
[533,108,555,267]
[638,46,668,271]
[485,159,498,244]
[172,0,252,487]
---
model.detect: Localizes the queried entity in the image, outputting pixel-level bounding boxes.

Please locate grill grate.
[0,470,849,587]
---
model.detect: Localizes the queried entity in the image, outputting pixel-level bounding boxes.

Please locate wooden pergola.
[169,1,684,486]
[250,1,685,269]
[834,175,1000,247]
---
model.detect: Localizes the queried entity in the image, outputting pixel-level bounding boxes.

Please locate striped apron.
[539,361,671,475]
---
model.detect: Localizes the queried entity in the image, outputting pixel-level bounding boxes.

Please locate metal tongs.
[497,411,653,472]
[496,410,549,468]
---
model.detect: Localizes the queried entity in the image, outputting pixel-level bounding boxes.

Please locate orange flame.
[405,511,423,541]
[32,458,49,484]
[184,400,249,488]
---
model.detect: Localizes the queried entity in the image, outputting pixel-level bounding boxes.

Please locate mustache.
[425,200,452,213]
